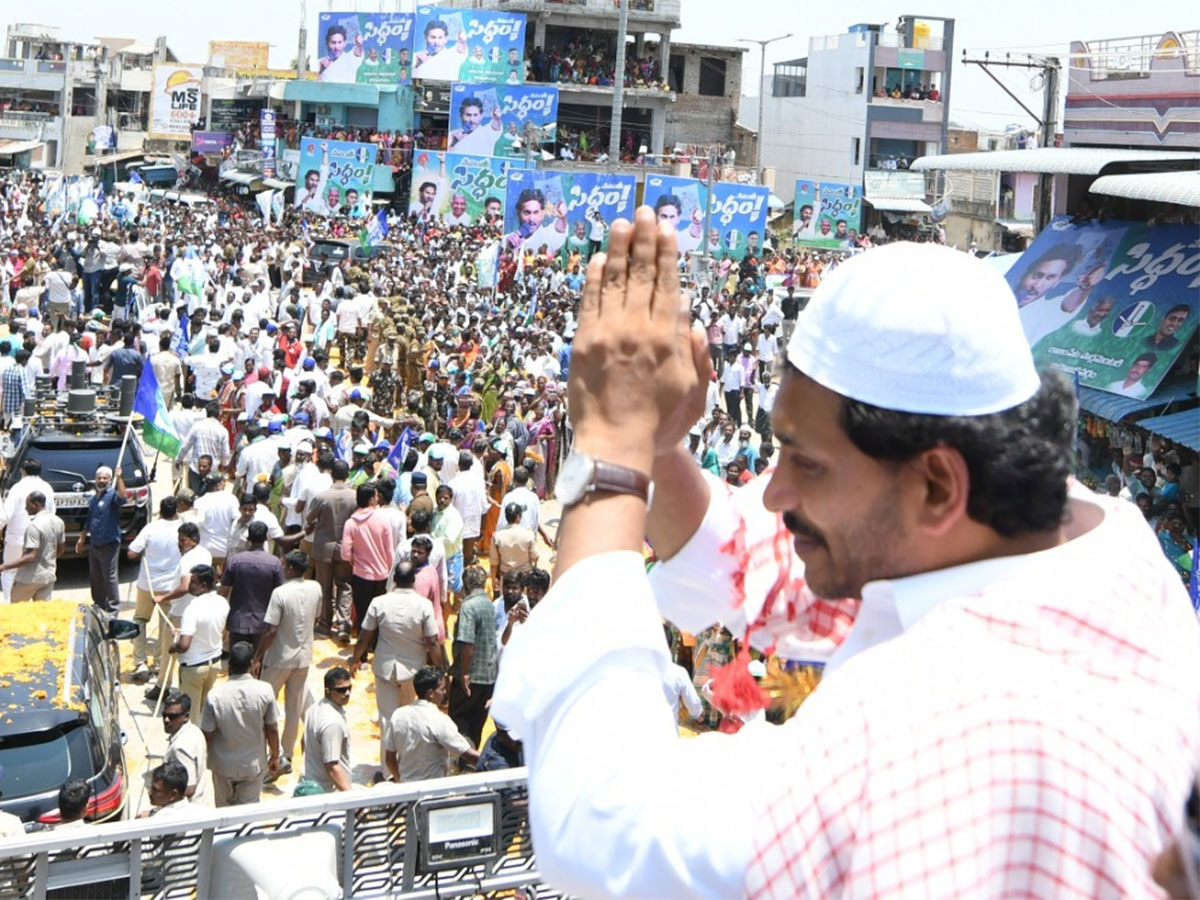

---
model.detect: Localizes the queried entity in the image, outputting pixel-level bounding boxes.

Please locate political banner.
[191,131,234,153]
[260,109,277,178]
[447,83,557,157]
[643,175,770,261]
[408,150,527,227]
[208,41,269,70]
[316,11,415,85]
[149,64,204,140]
[503,168,636,262]
[412,6,526,83]
[293,138,377,217]
[90,125,115,152]
[791,180,863,248]
[1010,216,1199,399]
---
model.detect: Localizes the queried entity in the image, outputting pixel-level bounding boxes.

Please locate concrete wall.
[762,34,872,204]
[664,45,743,151]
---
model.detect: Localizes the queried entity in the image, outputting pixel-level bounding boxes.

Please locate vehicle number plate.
[54,493,91,508]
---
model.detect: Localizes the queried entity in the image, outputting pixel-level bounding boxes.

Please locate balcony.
[0,57,69,90]
[869,93,944,124]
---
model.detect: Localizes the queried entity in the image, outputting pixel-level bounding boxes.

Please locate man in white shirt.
[169,564,229,717]
[127,497,183,684]
[448,452,486,564]
[491,216,1200,899]
[0,458,55,601]
[193,472,240,567]
[500,466,541,535]
[719,354,745,427]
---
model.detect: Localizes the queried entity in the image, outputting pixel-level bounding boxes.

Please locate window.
[698,57,726,97]
[852,137,861,165]
[855,66,864,93]
[772,60,807,97]
[668,54,685,93]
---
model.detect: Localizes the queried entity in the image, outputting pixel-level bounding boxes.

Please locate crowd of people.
[525,39,670,91]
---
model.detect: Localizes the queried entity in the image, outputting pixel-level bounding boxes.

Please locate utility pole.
[607,0,629,170]
[297,0,309,80]
[961,51,1061,233]
[692,146,716,288]
[739,33,791,183]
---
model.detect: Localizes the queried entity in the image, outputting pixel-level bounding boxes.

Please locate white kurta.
[492,477,1200,899]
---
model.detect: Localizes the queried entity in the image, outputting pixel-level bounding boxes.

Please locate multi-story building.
[757,14,954,223]
[1065,30,1199,150]
[664,42,754,162]
[0,23,178,173]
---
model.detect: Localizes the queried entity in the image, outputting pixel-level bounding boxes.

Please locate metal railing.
[0,769,561,899]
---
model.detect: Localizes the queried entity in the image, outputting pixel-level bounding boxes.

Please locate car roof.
[0,601,89,735]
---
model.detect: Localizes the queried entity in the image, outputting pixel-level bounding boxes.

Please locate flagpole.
[114,411,136,476]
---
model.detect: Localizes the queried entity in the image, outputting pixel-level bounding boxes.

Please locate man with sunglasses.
[161,689,210,806]
[302,667,354,793]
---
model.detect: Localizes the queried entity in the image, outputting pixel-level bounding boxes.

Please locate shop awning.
[994,218,1034,237]
[261,177,292,191]
[1089,171,1200,207]
[0,139,43,156]
[1137,408,1200,452]
[911,147,1200,175]
[1077,377,1197,422]
[220,170,260,186]
[864,195,932,214]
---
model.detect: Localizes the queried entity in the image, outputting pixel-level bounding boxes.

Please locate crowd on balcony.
[0,98,60,117]
[526,40,671,91]
[874,83,940,102]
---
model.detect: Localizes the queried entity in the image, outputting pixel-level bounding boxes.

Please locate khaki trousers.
[374,675,417,767]
[179,660,220,717]
[212,771,265,807]
[261,665,309,761]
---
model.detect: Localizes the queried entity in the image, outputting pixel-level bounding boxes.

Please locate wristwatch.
[557,451,651,508]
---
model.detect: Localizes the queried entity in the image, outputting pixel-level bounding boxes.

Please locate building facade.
[1065,30,1200,150]
[757,14,954,224]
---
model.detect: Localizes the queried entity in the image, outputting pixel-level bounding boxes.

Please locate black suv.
[0,602,139,827]
[2,421,153,557]
[301,238,395,285]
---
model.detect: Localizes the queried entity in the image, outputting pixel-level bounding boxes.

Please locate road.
[46,447,561,815]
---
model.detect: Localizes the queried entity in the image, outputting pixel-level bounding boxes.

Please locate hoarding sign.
[1010,216,1199,398]
[792,180,863,248]
[643,175,771,261]
[503,169,636,261]
[293,139,378,217]
[412,6,526,83]
[447,83,557,157]
[149,64,204,140]
[208,41,269,70]
[408,150,528,226]
[316,11,415,85]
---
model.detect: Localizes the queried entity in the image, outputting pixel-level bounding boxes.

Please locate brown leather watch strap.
[591,460,652,502]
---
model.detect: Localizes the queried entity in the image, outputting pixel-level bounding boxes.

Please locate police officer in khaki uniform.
[252,551,323,776]
[200,642,280,806]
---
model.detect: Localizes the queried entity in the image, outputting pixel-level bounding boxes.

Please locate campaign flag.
[293,138,377,218]
[366,208,389,246]
[133,359,182,458]
[1009,217,1200,398]
[525,285,539,326]
[174,311,191,359]
[386,426,417,470]
[477,239,501,289]
[409,150,527,226]
[792,180,863,248]
[413,6,526,83]
[129,170,144,185]
[643,175,770,262]
[447,83,558,157]
[256,188,274,225]
[317,12,415,86]
[172,247,207,299]
[503,168,636,262]
[271,189,285,226]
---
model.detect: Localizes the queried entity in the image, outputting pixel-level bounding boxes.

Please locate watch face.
[557,452,592,505]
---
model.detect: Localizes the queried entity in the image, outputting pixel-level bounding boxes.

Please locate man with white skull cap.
[491,209,1200,898]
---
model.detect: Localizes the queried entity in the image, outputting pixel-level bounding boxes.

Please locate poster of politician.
[408,151,528,226]
[1009,216,1199,399]
[792,180,862,249]
[293,139,378,217]
[412,6,526,83]
[317,12,415,85]
[643,175,771,261]
[447,83,558,157]
[149,64,204,140]
[503,169,636,260]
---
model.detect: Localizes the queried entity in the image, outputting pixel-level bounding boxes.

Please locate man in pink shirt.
[409,535,445,642]
[341,484,398,635]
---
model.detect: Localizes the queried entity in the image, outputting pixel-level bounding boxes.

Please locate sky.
[23,0,1196,132]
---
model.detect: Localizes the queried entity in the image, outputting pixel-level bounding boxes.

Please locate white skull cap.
[785,242,1040,416]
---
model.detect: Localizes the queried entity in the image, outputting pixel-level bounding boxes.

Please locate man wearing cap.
[490,210,1200,897]
[347,442,375,487]
[488,502,536,597]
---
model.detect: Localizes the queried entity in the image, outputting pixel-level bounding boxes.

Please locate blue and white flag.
[386,426,417,471]
[367,208,389,246]
[133,359,181,457]
[174,311,191,359]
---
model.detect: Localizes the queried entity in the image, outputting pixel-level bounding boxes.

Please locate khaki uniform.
[166,720,212,806]
[201,673,279,806]
[386,699,471,782]
[364,590,438,765]
[303,698,351,792]
[260,578,322,760]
